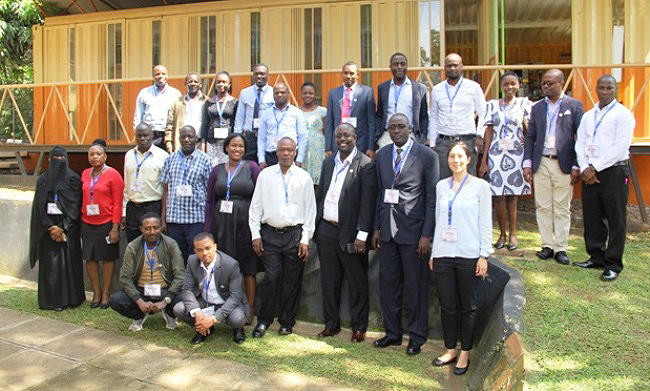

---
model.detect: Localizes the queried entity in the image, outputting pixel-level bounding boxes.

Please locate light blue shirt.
[257,104,308,163]
[133,84,182,131]
[233,84,274,132]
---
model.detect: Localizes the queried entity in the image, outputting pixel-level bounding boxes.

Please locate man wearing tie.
[376,53,429,147]
[315,123,377,342]
[234,64,274,163]
[325,61,376,159]
[372,113,439,355]
[523,68,584,265]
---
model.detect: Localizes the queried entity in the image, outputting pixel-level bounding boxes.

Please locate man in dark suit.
[315,123,377,342]
[376,53,429,147]
[371,113,439,355]
[325,61,377,159]
[523,68,584,265]
[173,232,248,344]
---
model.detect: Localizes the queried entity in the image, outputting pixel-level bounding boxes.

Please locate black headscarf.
[46,146,69,191]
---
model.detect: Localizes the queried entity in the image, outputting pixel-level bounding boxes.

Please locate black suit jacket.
[523,95,584,174]
[325,84,376,153]
[182,251,249,319]
[315,151,377,250]
[375,79,429,144]
[374,141,439,245]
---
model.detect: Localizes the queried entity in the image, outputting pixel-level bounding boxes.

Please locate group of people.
[28,51,634,376]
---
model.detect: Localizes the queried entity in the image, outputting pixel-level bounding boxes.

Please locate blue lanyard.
[593,102,617,141]
[391,143,412,188]
[546,102,560,135]
[225,160,244,200]
[273,106,289,131]
[179,151,193,184]
[216,99,227,126]
[53,193,59,202]
[89,165,106,203]
[203,264,214,297]
[134,150,152,179]
[282,171,293,205]
[445,78,464,111]
[393,83,405,110]
[447,174,469,225]
[334,156,352,184]
[144,240,159,282]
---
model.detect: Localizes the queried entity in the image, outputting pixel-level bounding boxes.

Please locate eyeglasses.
[541,80,559,87]
[387,124,410,131]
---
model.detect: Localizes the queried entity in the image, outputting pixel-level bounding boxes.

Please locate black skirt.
[81,221,119,261]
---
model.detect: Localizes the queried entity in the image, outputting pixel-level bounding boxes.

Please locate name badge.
[342,117,357,127]
[325,189,340,205]
[279,205,296,220]
[131,181,143,193]
[253,118,260,129]
[47,203,63,215]
[213,127,229,139]
[220,200,234,214]
[86,204,100,216]
[144,283,161,297]
[544,135,556,149]
[176,184,192,197]
[384,189,399,204]
[499,138,515,151]
[446,116,457,127]
[201,306,215,316]
[586,145,600,158]
[441,227,458,242]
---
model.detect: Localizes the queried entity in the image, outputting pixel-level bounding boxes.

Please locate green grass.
[497,219,650,391]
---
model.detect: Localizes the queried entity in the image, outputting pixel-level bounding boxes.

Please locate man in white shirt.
[121,123,169,242]
[429,53,486,178]
[257,82,307,168]
[573,75,635,281]
[234,64,274,163]
[165,72,207,153]
[133,65,182,150]
[248,137,316,337]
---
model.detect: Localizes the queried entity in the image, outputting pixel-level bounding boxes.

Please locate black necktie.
[253,87,262,128]
[394,147,403,170]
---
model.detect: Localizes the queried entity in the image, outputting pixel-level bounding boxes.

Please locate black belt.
[262,223,302,233]
[324,220,339,227]
[438,134,475,141]
[611,160,628,168]
[128,200,161,207]
[542,154,557,160]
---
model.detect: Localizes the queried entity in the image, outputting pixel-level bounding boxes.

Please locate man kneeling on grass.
[109,212,185,331]
[172,232,248,344]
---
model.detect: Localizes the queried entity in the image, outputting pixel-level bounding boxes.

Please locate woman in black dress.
[201,70,239,166]
[204,133,260,321]
[29,146,85,310]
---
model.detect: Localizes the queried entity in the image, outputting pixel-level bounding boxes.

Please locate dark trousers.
[316,221,369,332]
[581,164,629,273]
[125,200,162,243]
[152,130,166,151]
[265,151,279,166]
[379,239,429,345]
[166,223,203,266]
[109,287,180,320]
[173,291,247,329]
[434,135,477,179]
[243,131,258,163]
[257,224,304,328]
[434,257,479,351]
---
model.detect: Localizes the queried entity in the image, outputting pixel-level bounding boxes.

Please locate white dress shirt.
[257,104,308,163]
[183,93,205,136]
[249,164,316,245]
[189,255,225,317]
[233,84,274,132]
[386,77,414,127]
[133,84,182,131]
[428,77,486,145]
[392,137,415,179]
[122,145,169,215]
[575,100,635,173]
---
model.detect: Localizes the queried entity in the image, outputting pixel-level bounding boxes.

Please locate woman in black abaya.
[29,146,85,310]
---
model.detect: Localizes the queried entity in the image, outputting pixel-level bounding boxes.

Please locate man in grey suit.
[371,113,439,355]
[376,53,429,147]
[325,61,377,159]
[173,232,248,344]
[523,68,584,265]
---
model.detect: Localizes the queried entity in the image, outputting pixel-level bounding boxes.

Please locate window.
[419,0,441,67]
[304,8,323,103]
[250,12,261,69]
[68,28,76,81]
[360,4,372,86]
[68,27,76,140]
[108,23,123,140]
[200,16,216,75]
[152,20,161,66]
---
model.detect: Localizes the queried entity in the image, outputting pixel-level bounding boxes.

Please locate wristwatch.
[589,164,598,173]
[163,296,172,304]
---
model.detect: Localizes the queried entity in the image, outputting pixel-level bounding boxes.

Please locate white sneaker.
[128,313,149,331]
[162,311,178,330]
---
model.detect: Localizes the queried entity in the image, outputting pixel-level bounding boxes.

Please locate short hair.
[447,141,472,160]
[597,74,617,85]
[253,63,269,72]
[185,72,201,83]
[90,138,107,152]
[180,125,196,134]
[545,68,565,82]
[135,123,152,133]
[193,232,214,243]
[342,61,358,71]
[140,212,161,225]
[388,113,409,123]
[223,132,247,154]
[500,71,520,83]
[390,52,407,64]
[277,136,296,147]
[335,122,357,134]
[301,81,316,91]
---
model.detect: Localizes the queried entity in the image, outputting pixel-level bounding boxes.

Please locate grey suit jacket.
[325,84,376,153]
[181,251,249,319]
[376,79,429,144]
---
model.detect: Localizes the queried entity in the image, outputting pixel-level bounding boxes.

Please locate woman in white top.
[430,141,492,376]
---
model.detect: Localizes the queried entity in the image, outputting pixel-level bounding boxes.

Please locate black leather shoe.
[432,356,457,367]
[555,251,570,265]
[406,341,421,355]
[317,327,341,337]
[573,259,604,269]
[454,360,470,375]
[190,332,208,344]
[601,269,619,281]
[536,247,554,259]
[278,327,293,336]
[252,323,268,338]
[90,301,100,309]
[233,328,246,344]
[373,336,402,348]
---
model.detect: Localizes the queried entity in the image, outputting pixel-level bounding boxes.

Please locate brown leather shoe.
[317,327,341,337]
[351,331,365,342]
